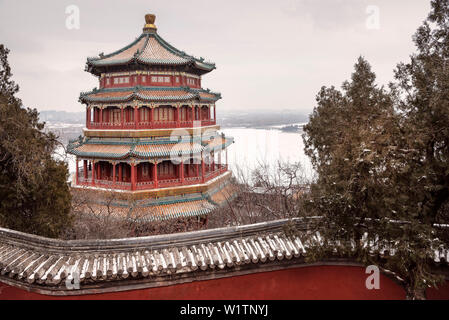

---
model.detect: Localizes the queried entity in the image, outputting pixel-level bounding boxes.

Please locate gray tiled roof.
[0,218,447,295]
[86,33,216,73]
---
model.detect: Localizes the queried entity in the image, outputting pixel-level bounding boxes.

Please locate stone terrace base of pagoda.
[71,172,236,222]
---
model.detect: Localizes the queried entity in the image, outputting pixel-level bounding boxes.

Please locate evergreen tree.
[393,0,449,226]
[302,51,448,298]
[0,44,72,238]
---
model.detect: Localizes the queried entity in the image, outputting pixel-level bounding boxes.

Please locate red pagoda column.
[213,105,216,124]
[86,107,91,128]
[180,160,184,184]
[112,162,116,184]
[99,108,103,127]
[75,159,79,185]
[83,160,88,179]
[176,105,180,127]
[118,163,122,182]
[91,161,96,186]
[201,154,206,183]
[150,107,154,128]
[153,162,158,188]
[121,107,124,129]
[226,148,228,170]
[97,162,101,181]
[131,162,136,191]
[134,105,138,129]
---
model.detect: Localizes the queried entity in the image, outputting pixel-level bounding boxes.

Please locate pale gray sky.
[0,0,430,113]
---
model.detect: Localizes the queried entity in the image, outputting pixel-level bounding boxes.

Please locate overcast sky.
[0,0,430,114]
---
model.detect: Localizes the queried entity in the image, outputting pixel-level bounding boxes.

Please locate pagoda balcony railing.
[76,175,132,191]
[75,166,228,191]
[87,119,216,130]
[104,180,132,190]
[136,180,154,190]
[205,170,220,180]
[201,119,215,126]
[123,122,135,129]
[152,121,178,129]
[78,177,92,184]
[185,176,201,183]
[158,178,181,188]
[180,120,193,127]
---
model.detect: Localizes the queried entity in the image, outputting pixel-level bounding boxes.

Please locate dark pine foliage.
[0,44,72,238]
[302,0,449,299]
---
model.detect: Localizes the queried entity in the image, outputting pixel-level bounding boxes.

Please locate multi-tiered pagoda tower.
[68,14,235,222]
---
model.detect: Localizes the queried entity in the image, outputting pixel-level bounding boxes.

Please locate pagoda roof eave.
[86,32,216,76]
[67,135,234,160]
[79,86,222,104]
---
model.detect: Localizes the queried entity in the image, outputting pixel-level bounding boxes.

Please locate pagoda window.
[158,161,174,178]
[175,77,179,83]
[201,106,210,120]
[124,106,133,122]
[151,76,158,83]
[101,164,109,180]
[180,107,187,121]
[142,76,146,83]
[106,78,110,86]
[158,76,164,82]
[140,107,150,122]
[164,76,170,83]
[142,163,149,177]
[112,109,121,124]
[155,106,174,121]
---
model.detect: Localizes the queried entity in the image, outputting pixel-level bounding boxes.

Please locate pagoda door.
[112,109,121,125]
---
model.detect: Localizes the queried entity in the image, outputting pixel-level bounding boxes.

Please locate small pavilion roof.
[79,87,221,104]
[86,15,216,75]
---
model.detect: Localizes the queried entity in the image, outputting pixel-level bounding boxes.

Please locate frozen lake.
[222,127,313,181]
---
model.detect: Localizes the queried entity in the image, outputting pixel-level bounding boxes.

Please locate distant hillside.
[218,109,309,128]
[39,109,309,128]
[39,110,84,124]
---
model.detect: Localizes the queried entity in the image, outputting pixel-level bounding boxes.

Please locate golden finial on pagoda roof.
[143,13,157,32]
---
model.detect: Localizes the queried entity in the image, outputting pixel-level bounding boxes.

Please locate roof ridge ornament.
[143,13,157,33]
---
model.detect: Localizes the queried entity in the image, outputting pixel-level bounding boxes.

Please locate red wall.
[426,280,449,300]
[0,265,425,300]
